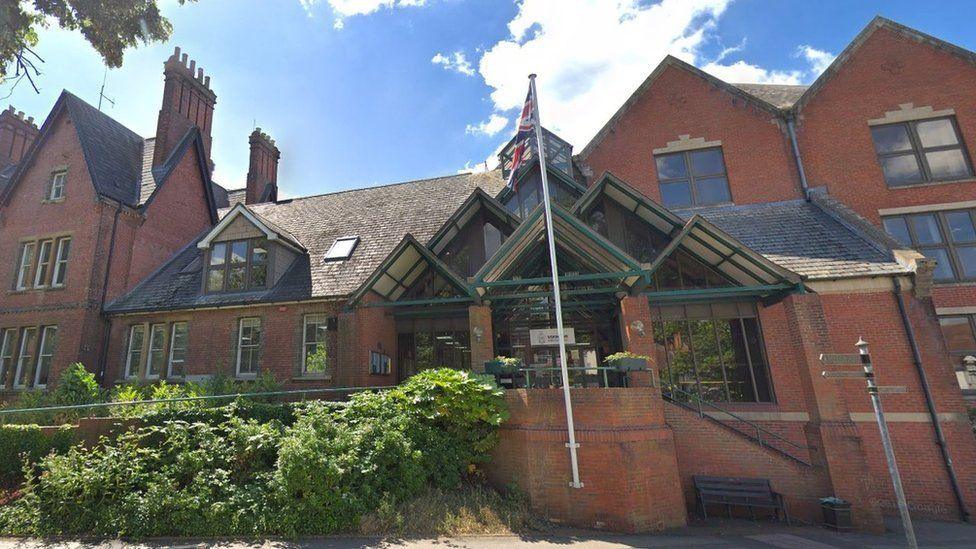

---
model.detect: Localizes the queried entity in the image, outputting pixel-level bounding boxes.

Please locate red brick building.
[0,47,270,389]
[2,17,976,532]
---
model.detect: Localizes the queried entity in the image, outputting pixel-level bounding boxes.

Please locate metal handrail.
[662,384,812,462]
[0,385,396,417]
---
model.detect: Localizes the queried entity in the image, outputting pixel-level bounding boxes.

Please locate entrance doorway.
[491,300,625,387]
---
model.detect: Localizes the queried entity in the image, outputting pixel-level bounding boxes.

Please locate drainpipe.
[786,115,811,201]
[95,202,123,384]
[892,278,970,522]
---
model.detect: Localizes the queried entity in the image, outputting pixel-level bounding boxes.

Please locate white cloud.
[796,45,835,76]
[298,0,427,28]
[432,51,475,76]
[714,37,747,63]
[476,0,731,149]
[699,60,804,85]
[466,114,509,136]
[457,160,492,174]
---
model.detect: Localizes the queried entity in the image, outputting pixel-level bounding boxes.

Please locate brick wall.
[486,388,686,533]
[583,63,803,206]
[105,299,401,390]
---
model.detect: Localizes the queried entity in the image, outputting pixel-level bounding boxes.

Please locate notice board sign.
[529,327,576,346]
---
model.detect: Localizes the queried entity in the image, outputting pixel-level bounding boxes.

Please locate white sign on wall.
[529,327,576,346]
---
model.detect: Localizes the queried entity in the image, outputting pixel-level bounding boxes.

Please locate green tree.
[1,1,197,92]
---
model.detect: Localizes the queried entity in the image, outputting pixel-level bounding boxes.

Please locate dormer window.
[206,238,269,293]
[324,237,359,261]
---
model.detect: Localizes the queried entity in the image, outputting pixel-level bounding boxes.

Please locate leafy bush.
[0,369,508,537]
[0,424,74,487]
[0,364,106,426]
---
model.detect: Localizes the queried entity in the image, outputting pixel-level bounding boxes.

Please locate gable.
[579,56,785,162]
[796,17,976,113]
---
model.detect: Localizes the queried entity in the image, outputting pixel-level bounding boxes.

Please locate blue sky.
[5,0,976,197]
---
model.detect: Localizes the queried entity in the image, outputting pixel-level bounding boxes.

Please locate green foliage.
[1,364,106,425]
[603,351,651,363]
[304,344,329,375]
[2,1,199,85]
[0,369,509,537]
[0,424,74,487]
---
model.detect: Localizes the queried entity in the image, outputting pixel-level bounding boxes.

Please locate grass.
[358,483,549,537]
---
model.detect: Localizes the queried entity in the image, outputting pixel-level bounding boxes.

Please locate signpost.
[819,339,917,549]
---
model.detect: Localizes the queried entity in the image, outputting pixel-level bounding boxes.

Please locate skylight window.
[324,237,359,261]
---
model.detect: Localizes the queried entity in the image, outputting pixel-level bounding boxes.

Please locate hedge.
[0,425,75,487]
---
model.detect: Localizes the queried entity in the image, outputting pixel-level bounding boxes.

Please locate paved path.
[0,518,972,548]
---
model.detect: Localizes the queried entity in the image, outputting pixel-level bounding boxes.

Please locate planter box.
[485,360,518,375]
[608,357,647,372]
[821,502,853,530]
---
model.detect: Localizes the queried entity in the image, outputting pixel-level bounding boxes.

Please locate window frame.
[51,237,71,288]
[33,326,57,388]
[0,328,16,388]
[882,208,976,282]
[145,323,167,380]
[205,238,269,294]
[124,324,146,379]
[167,321,188,378]
[15,242,35,291]
[32,239,53,289]
[654,147,732,208]
[870,116,974,187]
[12,327,38,389]
[652,303,775,404]
[302,314,331,377]
[235,317,262,379]
[48,170,66,201]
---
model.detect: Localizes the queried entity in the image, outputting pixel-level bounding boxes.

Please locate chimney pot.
[0,103,40,166]
[246,128,280,205]
[154,48,217,170]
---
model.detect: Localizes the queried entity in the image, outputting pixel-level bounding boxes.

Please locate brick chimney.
[0,106,38,166]
[245,128,280,204]
[153,47,216,170]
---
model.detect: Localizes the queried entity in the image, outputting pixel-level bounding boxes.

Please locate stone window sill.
[889,177,976,190]
[292,374,332,382]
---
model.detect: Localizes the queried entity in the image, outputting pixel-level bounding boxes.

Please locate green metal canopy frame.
[472,201,647,300]
[346,234,475,309]
[426,187,521,255]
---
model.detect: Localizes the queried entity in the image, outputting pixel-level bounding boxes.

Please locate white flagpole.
[528,73,582,489]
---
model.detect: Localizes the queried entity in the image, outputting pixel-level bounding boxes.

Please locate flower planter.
[821,500,853,530]
[608,357,647,372]
[484,359,518,376]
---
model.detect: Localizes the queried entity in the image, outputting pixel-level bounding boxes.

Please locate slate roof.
[62,92,146,205]
[679,200,907,280]
[0,162,15,197]
[733,84,809,109]
[106,170,507,313]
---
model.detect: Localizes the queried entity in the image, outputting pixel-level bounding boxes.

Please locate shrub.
[0,368,509,538]
[0,424,74,487]
[0,364,106,426]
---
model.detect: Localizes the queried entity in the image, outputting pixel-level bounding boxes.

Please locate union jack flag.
[506,87,536,190]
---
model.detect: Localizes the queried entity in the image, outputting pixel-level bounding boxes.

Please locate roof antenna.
[98,68,115,111]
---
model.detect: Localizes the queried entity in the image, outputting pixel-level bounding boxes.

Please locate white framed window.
[302,314,330,376]
[13,327,37,389]
[32,240,52,288]
[236,317,262,378]
[124,325,146,379]
[145,324,166,379]
[167,322,188,378]
[0,329,16,387]
[48,171,66,201]
[51,237,71,288]
[15,242,34,290]
[324,236,359,261]
[33,326,57,388]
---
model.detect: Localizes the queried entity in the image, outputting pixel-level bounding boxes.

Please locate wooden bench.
[693,475,789,524]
